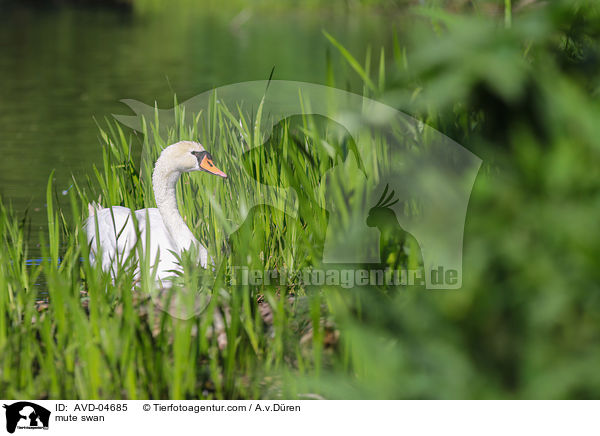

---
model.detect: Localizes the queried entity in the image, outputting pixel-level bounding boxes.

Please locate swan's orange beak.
[200,155,227,178]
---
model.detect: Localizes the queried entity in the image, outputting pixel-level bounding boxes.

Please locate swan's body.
[85,141,227,284]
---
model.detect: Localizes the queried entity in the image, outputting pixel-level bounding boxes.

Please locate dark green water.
[0,2,396,240]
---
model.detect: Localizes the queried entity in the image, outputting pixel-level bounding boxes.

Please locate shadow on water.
[7,0,133,11]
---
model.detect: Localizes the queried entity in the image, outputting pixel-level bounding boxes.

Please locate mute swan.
[85,141,227,284]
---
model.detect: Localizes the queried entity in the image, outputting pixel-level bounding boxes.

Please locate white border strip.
[0,400,596,435]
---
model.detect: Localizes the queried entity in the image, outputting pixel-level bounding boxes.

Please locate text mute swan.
[85,141,227,284]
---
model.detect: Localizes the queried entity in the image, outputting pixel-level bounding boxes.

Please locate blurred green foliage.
[314,0,600,398]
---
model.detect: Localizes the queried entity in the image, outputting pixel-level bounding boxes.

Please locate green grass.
[0,86,413,399]
[2,0,600,399]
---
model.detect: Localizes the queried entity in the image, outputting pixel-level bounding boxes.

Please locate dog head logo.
[2,402,50,434]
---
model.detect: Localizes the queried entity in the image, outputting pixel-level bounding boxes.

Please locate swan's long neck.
[152,156,197,250]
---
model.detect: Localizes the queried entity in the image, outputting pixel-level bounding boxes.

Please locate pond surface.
[0,2,397,249]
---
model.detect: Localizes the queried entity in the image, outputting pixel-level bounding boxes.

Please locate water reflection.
[0,2,396,256]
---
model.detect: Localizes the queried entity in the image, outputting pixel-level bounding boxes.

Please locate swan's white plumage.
[85,141,225,284]
[86,206,203,282]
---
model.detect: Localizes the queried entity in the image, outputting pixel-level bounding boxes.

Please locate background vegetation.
[1,0,600,399]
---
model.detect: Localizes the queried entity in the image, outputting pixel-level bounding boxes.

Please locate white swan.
[85,141,227,284]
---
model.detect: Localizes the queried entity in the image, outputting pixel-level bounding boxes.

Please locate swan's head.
[160,141,227,178]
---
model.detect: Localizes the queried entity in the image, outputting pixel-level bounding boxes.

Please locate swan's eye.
[191,151,212,160]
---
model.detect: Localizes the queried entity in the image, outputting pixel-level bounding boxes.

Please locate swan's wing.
[85,206,139,277]
[134,209,209,279]
[133,209,184,281]
[85,206,207,281]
